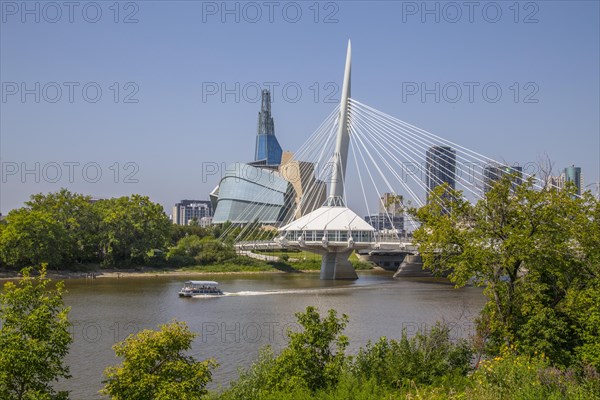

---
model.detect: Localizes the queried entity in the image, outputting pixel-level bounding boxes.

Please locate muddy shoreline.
[0,267,323,281]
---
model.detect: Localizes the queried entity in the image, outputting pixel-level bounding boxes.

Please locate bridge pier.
[320,249,357,280]
[393,254,427,278]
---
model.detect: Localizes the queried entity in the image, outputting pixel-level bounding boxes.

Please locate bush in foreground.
[214,306,600,400]
[351,322,472,388]
[470,348,600,399]
[102,320,216,400]
[0,266,72,400]
[218,307,349,399]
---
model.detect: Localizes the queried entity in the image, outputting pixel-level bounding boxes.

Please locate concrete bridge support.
[393,254,428,278]
[320,249,358,280]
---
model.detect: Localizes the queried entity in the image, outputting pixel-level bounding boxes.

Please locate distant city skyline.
[365,192,404,232]
[547,165,584,196]
[172,199,213,226]
[1,1,598,215]
[483,164,523,194]
[425,145,456,201]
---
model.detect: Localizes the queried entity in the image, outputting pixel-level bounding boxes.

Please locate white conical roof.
[280,206,375,232]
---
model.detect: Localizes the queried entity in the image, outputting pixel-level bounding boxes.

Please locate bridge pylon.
[277,41,376,280]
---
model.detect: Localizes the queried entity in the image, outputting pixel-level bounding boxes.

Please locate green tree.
[168,235,204,258]
[165,235,236,266]
[0,209,68,269]
[210,221,233,241]
[166,235,203,266]
[270,307,349,392]
[352,323,471,388]
[194,237,236,265]
[0,222,5,269]
[0,189,101,268]
[562,195,600,368]
[101,320,216,400]
[412,178,591,364]
[94,195,170,266]
[25,189,100,264]
[169,224,211,246]
[0,266,72,399]
[221,307,349,399]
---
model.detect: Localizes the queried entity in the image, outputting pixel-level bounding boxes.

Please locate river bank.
[0,251,374,281]
[0,266,329,281]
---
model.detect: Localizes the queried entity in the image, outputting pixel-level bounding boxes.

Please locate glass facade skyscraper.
[483,164,523,194]
[254,90,283,166]
[563,165,583,195]
[545,165,583,196]
[425,146,456,201]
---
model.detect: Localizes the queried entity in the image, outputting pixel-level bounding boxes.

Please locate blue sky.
[1,0,599,215]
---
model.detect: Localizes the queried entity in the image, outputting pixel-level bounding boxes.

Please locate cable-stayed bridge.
[220,40,547,280]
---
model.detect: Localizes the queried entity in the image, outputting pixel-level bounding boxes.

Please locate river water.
[56,270,485,399]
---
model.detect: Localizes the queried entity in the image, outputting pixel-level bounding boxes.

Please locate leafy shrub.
[102,321,216,400]
[265,307,349,392]
[166,236,236,266]
[470,347,600,399]
[194,237,236,265]
[351,322,472,387]
[218,307,349,399]
[563,281,600,369]
[165,254,195,267]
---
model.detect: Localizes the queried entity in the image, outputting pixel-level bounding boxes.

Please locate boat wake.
[192,288,342,298]
[226,284,394,297]
[190,282,400,299]
[226,290,275,296]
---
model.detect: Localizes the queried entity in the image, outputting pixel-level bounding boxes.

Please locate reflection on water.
[56,271,485,399]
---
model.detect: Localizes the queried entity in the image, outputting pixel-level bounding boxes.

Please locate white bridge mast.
[329,40,352,203]
[278,40,377,280]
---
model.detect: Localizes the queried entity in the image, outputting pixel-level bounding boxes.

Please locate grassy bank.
[0,252,374,280]
[174,251,372,273]
[254,249,373,270]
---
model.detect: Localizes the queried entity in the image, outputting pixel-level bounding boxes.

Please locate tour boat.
[178,280,224,297]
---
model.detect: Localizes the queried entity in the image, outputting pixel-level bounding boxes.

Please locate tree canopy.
[0,190,172,269]
[0,266,72,400]
[94,194,171,266]
[101,320,216,400]
[411,178,600,366]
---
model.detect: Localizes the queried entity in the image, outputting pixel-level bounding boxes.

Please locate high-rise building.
[379,192,403,215]
[254,90,283,166]
[425,146,456,201]
[546,174,565,191]
[563,165,583,195]
[483,164,523,193]
[365,193,404,232]
[172,200,213,225]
